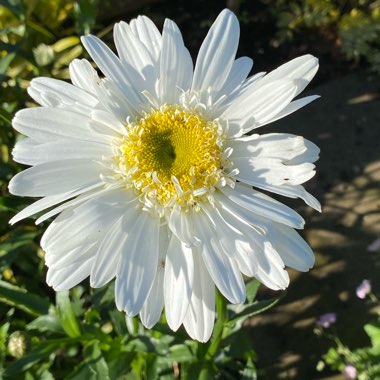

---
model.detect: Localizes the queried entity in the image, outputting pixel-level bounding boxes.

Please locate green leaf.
[0,230,38,254]
[146,354,158,380]
[124,336,156,353]
[0,280,49,316]
[0,322,10,365]
[0,229,39,270]
[365,322,380,355]
[245,279,260,304]
[240,356,257,380]
[56,291,82,338]
[67,341,110,380]
[27,314,64,334]
[107,352,135,379]
[322,347,342,369]
[108,309,128,336]
[0,108,13,125]
[73,0,97,35]
[0,52,16,74]
[228,293,285,325]
[162,343,196,364]
[0,0,25,18]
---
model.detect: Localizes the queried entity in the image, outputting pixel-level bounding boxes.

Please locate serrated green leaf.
[0,280,49,316]
[56,291,82,338]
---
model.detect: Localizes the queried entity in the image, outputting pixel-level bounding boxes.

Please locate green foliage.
[271,0,380,73]
[338,7,380,73]
[274,0,339,41]
[0,276,281,378]
[317,288,380,379]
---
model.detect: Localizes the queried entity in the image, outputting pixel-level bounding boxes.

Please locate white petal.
[220,183,305,229]
[159,19,193,103]
[69,58,101,94]
[89,109,127,136]
[12,138,111,166]
[238,71,266,94]
[194,211,246,304]
[230,133,308,161]
[223,79,297,137]
[46,244,97,291]
[251,243,290,290]
[129,15,162,62]
[9,159,103,197]
[164,235,194,331]
[218,56,253,97]
[114,21,157,96]
[95,78,137,122]
[247,181,321,212]
[259,95,320,127]
[214,191,267,229]
[9,183,103,225]
[140,227,169,328]
[13,107,108,143]
[81,35,142,108]
[201,203,258,277]
[41,189,132,253]
[217,201,290,290]
[35,185,125,225]
[287,138,320,165]
[267,222,315,271]
[183,251,215,342]
[192,9,239,93]
[168,205,200,247]
[28,77,98,110]
[90,215,126,288]
[234,156,316,187]
[140,264,165,328]
[115,210,160,316]
[258,54,319,96]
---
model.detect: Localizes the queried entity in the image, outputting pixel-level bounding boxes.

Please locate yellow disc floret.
[116,105,225,208]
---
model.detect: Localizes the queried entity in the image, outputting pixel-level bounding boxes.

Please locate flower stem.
[205,290,227,360]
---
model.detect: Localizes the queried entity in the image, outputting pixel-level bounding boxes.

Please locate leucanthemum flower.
[9,9,321,342]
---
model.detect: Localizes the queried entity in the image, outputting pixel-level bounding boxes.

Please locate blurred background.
[1,0,380,379]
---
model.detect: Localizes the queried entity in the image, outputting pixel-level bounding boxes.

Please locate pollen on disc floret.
[114,105,232,211]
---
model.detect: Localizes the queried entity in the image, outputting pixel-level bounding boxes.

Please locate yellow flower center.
[117,106,224,208]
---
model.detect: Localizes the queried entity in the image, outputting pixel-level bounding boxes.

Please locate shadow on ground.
[250,70,380,379]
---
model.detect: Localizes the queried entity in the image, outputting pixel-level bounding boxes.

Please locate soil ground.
[250,70,380,379]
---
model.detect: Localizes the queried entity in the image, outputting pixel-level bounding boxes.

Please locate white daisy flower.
[9,9,320,342]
